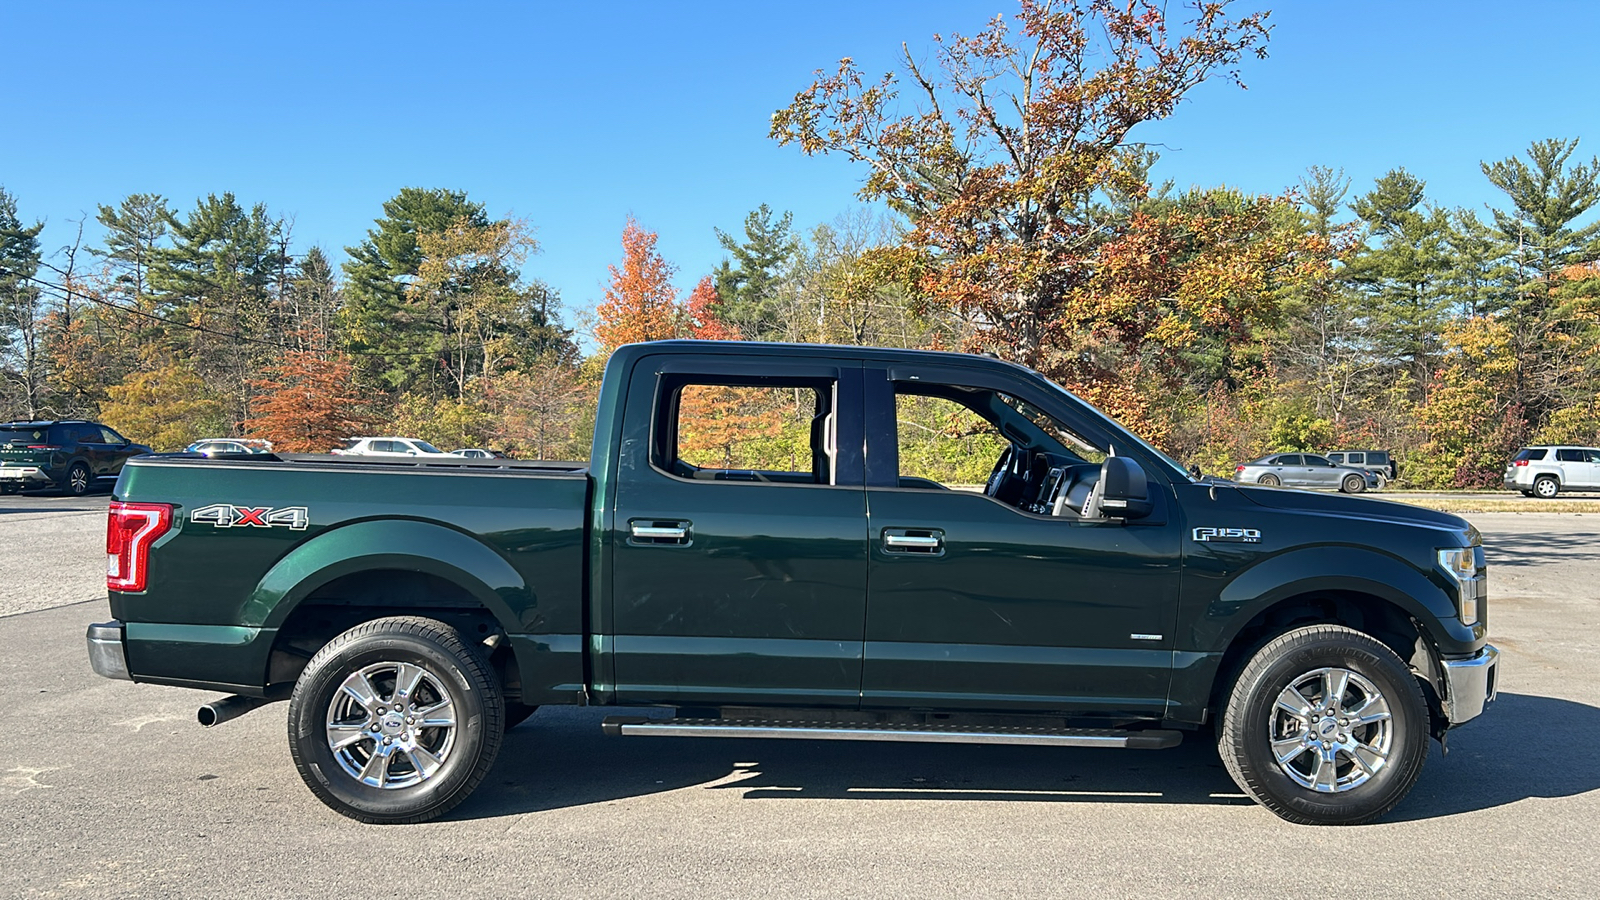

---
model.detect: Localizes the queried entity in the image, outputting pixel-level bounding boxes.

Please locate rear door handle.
[882,528,944,554]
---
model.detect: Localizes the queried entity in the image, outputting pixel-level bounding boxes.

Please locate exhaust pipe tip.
[198,695,269,727]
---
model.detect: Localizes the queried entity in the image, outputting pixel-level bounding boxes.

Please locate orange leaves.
[244,331,371,452]
[595,218,680,353]
[595,220,739,352]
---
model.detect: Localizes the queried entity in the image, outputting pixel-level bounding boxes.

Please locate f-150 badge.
[191,504,310,530]
[1192,526,1260,543]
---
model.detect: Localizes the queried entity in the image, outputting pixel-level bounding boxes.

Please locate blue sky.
[5,1,1597,339]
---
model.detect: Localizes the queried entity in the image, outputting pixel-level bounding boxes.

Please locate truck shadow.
[456,692,1592,823]
[1479,530,1600,567]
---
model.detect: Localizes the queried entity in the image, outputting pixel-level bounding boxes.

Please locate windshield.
[411,440,444,454]
[1032,379,1193,480]
[0,428,48,445]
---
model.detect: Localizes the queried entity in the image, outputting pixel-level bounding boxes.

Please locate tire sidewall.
[290,631,492,820]
[1342,475,1364,493]
[1259,475,1279,487]
[1228,634,1426,824]
[1535,477,1558,498]
[65,463,90,496]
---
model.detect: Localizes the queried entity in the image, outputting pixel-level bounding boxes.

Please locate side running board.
[601,717,1182,750]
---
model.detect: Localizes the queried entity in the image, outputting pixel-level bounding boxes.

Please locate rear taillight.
[1235,465,1245,473]
[1513,459,1528,467]
[27,445,61,450]
[107,501,173,592]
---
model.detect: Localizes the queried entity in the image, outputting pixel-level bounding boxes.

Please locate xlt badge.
[1193,526,1261,543]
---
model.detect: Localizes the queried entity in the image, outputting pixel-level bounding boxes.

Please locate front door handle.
[630,519,692,545]
[882,528,944,554]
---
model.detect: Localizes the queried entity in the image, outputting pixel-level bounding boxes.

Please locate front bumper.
[86,621,131,681]
[1441,644,1499,725]
[0,466,53,484]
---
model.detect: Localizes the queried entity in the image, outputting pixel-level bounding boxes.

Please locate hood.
[1233,484,1476,540]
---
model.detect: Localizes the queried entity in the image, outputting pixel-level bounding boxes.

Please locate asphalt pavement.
[1,505,1597,898]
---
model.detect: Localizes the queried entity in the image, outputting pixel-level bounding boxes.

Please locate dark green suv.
[0,420,150,496]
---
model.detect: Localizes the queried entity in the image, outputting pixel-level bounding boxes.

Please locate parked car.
[332,437,456,458]
[1504,445,1600,498]
[1234,453,1381,493]
[186,439,273,457]
[450,448,508,459]
[88,340,1497,827]
[0,420,149,496]
[1325,449,1396,485]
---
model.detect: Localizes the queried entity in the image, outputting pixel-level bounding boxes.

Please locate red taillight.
[1513,459,1528,467]
[1235,465,1245,473]
[27,445,61,450]
[107,501,173,592]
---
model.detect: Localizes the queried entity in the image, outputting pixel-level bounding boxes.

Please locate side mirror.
[1099,456,1152,519]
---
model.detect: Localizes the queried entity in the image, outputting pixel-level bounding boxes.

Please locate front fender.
[243,519,535,632]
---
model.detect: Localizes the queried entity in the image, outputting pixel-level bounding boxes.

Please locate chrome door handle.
[882,529,944,554]
[632,523,688,540]
[884,534,941,549]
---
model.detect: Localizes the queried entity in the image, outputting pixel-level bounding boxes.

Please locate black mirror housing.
[1100,456,1153,519]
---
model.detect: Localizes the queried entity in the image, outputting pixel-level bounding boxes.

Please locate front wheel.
[1341,474,1366,494]
[1217,624,1428,825]
[287,616,504,824]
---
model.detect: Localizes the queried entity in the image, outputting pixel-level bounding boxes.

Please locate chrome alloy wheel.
[325,661,458,789]
[69,466,89,493]
[1268,667,1393,793]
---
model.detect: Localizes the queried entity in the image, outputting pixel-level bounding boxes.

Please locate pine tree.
[0,187,47,418]
[713,204,798,338]
[1346,169,1452,388]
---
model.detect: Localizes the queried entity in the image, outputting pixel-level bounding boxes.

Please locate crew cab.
[85,341,1498,826]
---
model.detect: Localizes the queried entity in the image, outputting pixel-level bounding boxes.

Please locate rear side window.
[1276,455,1303,466]
[76,425,104,443]
[1557,448,1585,462]
[662,381,835,485]
[1513,448,1547,461]
[1345,452,1365,465]
[1368,451,1389,464]
[1327,453,1344,463]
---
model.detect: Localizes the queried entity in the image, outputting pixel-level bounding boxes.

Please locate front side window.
[662,381,836,485]
[895,393,1008,488]
[1305,455,1333,467]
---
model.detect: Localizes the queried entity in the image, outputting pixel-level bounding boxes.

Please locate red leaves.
[595,218,679,353]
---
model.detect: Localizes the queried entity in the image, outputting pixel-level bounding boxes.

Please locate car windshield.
[0,428,47,444]
[410,440,444,454]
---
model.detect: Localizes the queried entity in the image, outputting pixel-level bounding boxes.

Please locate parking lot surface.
[1,506,1597,898]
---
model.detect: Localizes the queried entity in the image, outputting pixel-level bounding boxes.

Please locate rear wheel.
[1341,474,1366,494]
[1534,476,1559,499]
[0,484,19,496]
[287,616,504,824]
[61,462,91,496]
[1218,624,1428,825]
[1257,474,1281,487]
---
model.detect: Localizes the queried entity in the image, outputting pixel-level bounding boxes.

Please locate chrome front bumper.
[1441,644,1499,725]
[86,621,131,681]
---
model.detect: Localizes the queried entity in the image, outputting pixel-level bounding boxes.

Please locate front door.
[858,368,1181,719]
[608,360,869,708]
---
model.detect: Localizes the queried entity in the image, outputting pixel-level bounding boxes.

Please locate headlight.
[1437,548,1482,626]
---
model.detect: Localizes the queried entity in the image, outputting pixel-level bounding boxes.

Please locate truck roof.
[613,339,1038,376]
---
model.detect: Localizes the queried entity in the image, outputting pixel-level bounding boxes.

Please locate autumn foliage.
[244,334,371,451]
[595,218,680,352]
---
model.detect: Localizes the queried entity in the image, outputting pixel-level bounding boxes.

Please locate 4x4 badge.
[191,504,310,530]
[1193,526,1261,543]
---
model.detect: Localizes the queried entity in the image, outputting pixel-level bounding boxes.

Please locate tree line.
[3,0,1599,486]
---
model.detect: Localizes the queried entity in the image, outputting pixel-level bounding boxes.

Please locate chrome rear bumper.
[86,621,131,681]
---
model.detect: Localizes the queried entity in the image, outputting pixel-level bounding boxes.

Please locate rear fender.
[245,519,533,632]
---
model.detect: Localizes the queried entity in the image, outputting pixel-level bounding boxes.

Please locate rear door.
[1274,454,1304,485]
[607,357,870,708]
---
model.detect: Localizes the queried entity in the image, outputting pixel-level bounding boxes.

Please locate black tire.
[0,484,19,495]
[1341,474,1365,494]
[287,616,504,824]
[61,462,91,496]
[1533,475,1559,499]
[504,702,539,731]
[1217,624,1428,825]
[1258,474,1280,487]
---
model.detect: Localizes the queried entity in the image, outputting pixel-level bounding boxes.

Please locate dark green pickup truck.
[86,340,1498,825]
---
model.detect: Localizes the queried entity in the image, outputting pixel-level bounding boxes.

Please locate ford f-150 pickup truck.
[86,340,1498,826]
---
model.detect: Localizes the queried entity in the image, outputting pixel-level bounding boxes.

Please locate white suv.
[333,437,456,459]
[1504,446,1600,498]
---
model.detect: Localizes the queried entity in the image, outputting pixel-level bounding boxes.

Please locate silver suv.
[1504,446,1600,498]
[1234,453,1381,493]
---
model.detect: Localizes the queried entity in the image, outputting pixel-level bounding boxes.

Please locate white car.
[1504,445,1600,498]
[333,437,456,459]
[186,439,272,456]
[450,448,506,459]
